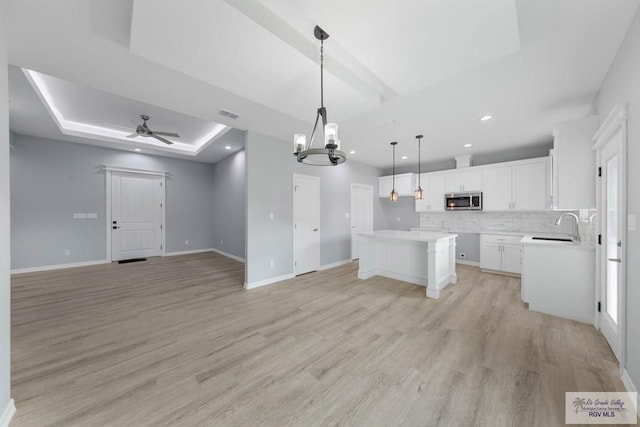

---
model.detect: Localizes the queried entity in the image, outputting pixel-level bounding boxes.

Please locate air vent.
[219,110,240,120]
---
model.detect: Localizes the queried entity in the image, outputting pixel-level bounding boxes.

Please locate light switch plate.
[629,214,637,231]
[73,213,87,219]
[87,213,98,219]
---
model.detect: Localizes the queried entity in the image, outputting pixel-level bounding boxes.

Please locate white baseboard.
[164,248,215,257]
[11,259,109,275]
[244,273,295,290]
[621,369,640,416]
[211,248,245,263]
[0,399,15,427]
[456,259,479,267]
[318,259,352,271]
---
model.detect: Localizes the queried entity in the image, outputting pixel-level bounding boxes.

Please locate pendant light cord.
[418,139,421,186]
[392,144,396,189]
[320,39,324,109]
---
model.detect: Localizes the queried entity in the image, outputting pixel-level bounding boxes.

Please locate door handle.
[608,258,621,263]
[112,226,121,229]
[313,228,318,232]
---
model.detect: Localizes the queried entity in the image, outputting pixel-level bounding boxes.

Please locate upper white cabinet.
[378,173,415,198]
[444,169,482,193]
[481,158,549,211]
[551,116,599,209]
[415,173,445,212]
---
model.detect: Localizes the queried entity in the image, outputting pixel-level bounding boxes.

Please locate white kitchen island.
[357,230,457,298]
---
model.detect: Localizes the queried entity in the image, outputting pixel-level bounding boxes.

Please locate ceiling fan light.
[293,134,306,155]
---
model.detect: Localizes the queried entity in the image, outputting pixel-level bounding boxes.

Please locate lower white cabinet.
[480,234,523,275]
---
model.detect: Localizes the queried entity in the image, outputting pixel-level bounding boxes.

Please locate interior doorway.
[293,174,320,275]
[106,167,165,261]
[594,104,627,364]
[350,183,373,259]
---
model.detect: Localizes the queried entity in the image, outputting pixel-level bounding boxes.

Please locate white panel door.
[293,174,320,275]
[482,166,512,210]
[111,172,163,261]
[598,128,624,361]
[351,184,374,259]
[512,161,547,210]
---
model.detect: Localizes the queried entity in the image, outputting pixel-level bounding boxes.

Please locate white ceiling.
[6,0,639,168]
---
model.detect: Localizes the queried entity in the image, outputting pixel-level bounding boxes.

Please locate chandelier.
[292,26,346,166]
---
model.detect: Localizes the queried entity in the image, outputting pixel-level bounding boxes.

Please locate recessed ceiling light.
[401,155,408,160]
[480,115,493,121]
[464,143,473,148]
[224,146,232,150]
[349,150,356,154]
[134,148,142,152]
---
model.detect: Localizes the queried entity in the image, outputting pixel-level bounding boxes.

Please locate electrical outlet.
[269,259,274,268]
[64,249,70,256]
[269,212,274,221]
[185,240,189,246]
[397,217,401,222]
[220,240,223,246]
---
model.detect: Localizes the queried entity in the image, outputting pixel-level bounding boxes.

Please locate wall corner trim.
[244,273,295,290]
[0,399,16,427]
[621,369,640,418]
[11,260,109,275]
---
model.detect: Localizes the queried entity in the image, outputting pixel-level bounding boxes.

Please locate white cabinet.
[444,169,482,193]
[551,116,599,209]
[415,173,445,212]
[481,158,549,211]
[480,234,523,275]
[378,173,415,198]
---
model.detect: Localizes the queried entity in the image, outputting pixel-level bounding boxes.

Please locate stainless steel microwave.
[445,192,483,211]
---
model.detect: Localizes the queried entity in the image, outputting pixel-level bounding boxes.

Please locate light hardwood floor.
[10,253,624,426]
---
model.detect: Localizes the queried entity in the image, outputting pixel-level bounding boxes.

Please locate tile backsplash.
[419,211,596,243]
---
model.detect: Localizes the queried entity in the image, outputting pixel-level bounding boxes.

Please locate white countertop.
[359,230,457,242]
[520,235,595,251]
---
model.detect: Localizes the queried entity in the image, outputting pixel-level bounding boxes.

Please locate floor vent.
[118,258,147,264]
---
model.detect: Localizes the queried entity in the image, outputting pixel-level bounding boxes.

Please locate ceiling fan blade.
[152,134,174,145]
[152,131,180,137]
[126,133,139,138]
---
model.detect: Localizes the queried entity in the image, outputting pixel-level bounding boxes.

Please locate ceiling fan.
[127,115,180,145]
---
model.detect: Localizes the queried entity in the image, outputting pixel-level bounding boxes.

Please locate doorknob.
[313,228,318,232]
[608,258,621,263]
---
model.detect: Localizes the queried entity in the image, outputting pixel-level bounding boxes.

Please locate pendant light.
[415,135,424,200]
[292,26,347,166]
[390,141,398,202]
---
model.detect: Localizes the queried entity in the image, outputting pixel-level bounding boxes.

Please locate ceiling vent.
[219,109,240,120]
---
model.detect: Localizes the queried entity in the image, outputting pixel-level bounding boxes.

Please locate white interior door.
[598,129,625,361]
[293,174,320,275]
[111,172,164,261]
[351,184,373,259]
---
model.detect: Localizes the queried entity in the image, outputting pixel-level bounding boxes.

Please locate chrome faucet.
[555,212,580,241]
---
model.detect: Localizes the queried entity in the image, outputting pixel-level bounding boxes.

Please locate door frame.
[292,173,320,275]
[105,165,167,262]
[592,104,627,369]
[350,183,374,260]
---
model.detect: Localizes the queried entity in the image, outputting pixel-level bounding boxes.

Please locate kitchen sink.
[531,237,574,242]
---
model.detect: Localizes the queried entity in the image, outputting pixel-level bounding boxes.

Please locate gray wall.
[211,149,246,259]
[594,8,640,396]
[0,0,12,417]
[380,197,421,231]
[9,134,237,269]
[245,131,386,285]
